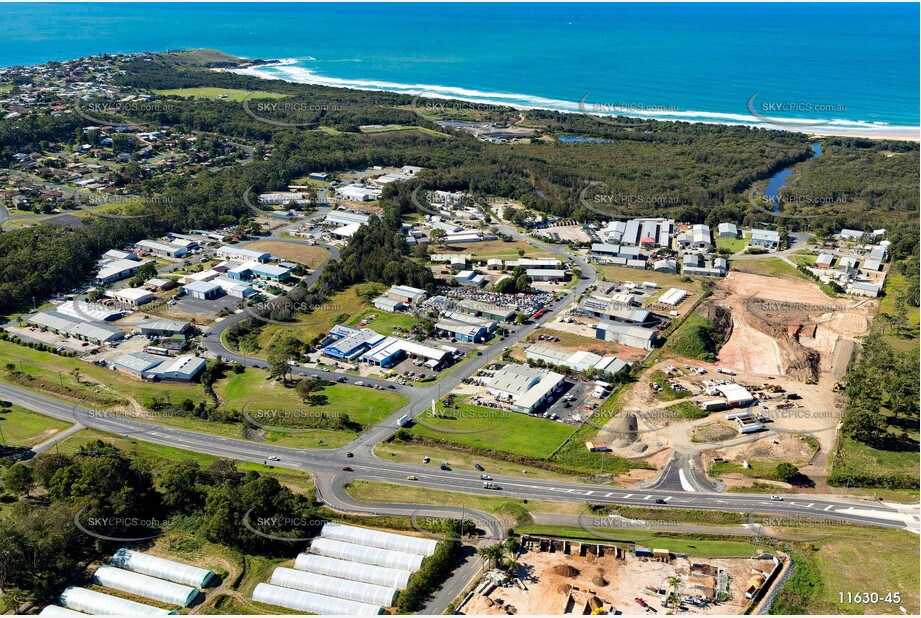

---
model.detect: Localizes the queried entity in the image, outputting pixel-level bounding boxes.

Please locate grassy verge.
[0,405,72,447]
[664,313,722,361]
[154,87,286,101]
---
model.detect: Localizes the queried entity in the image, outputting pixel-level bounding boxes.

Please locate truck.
[717,367,736,376]
[483,482,500,490]
[397,414,411,427]
[440,461,451,470]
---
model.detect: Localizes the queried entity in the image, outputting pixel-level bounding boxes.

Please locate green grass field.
[154,87,286,101]
[435,239,552,260]
[407,399,576,460]
[599,265,701,293]
[877,271,920,353]
[0,405,72,447]
[730,257,809,281]
[345,307,419,335]
[715,236,748,254]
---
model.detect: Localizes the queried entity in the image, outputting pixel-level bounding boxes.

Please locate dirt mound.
[606,413,637,446]
[592,576,609,587]
[557,583,573,594]
[552,565,580,577]
[700,302,733,343]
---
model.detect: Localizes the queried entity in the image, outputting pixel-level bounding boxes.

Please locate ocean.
[1,3,918,134]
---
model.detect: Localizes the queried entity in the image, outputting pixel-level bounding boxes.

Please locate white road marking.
[678,469,697,492]
[623,494,634,499]
[643,495,653,500]
[824,505,834,511]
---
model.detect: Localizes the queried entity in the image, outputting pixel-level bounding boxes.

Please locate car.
[474,463,485,471]
[337,376,347,383]
[476,351,483,356]
[654,498,667,504]
[770,495,783,501]
[480,474,492,480]
[342,466,353,472]
[346,452,353,458]
[388,384,396,389]
[267,455,280,461]
[406,475,418,480]
[423,456,430,463]
[310,373,320,379]
[355,381,364,387]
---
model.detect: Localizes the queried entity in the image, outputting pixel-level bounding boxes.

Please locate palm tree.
[666,575,681,606]
[477,543,506,569]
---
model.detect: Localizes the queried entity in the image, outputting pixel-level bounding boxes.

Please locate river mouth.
[764,142,823,205]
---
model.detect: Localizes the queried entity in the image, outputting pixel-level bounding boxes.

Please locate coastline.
[228,62,921,143]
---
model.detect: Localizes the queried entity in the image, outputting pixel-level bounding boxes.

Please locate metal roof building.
[93,565,198,607]
[269,568,397,607]
[293,553,412,589]
[59,587,174,615]
[310,538,425,571]
[594,321,658,350]
[111,548,215,588]
[28,311,124,344]
[320,522,437,556]
[252,583,382,615]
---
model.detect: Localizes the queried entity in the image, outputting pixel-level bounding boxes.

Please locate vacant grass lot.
[878,271,920,353]
[770,526,919,615]
[0,340,206,407]
[598,265,700,293]
[834,435,919,487]
[244,241,329,268]
[0,405,72,447]
[345,307,419,335]
[408,399,577,460]
[154,87,286,101]
[715,236,748,254]
[255,285,383,351]
[730,257,808,280]
[436,239,552,259]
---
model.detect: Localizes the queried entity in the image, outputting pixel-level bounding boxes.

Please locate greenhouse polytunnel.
[320,522,437,557]
[59,587,174,615]
[269,567,398,607]
[252,583,383,616]
[110,548,216,588]
[92,565,198,607]
[38,606,87,616]
[310,538,424,571]
[294,553,412,589]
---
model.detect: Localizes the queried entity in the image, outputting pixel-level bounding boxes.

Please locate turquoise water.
[1,3,917,132]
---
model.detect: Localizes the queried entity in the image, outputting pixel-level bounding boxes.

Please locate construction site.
[456,537,782,616]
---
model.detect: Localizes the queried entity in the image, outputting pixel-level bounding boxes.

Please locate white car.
[267,456,280,461]
[770,495,783,501]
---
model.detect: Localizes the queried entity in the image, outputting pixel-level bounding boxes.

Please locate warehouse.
[269,568,397,607]
[294,554,412,589]
[135,239,188,258]
[97,258,150,284]
[58,299,122,321]
[750,229,781,248]
[322,327,386,360]
[386,284,427,304]
[360,336,448,369]
[252,583,382,615]
[327,209,374,226]
[110,548,215,588]
[102,249,139,262]
[93,565,198,607]
[106,287,156,307]
[213,276,255,298]
[454,270,488,287]
[594,321,657,350]
[815,253,835,268]
[372,295,405,312]
[526,268,566,282]
[525,343,627,376]
[28,311,124,345]
[310,538,425,571]
[457,299,516,322]
[717,222,739,238]
[320,522,438,556]
[111,352,206,381]
[658,288,688,306]
[136,320,191,338]
[577,298,653,324]
[227,261,291,282]
[676,224,711,250]
[516,258,562,270]
[847,281,881,298]
[58,587,173,615]
[214,246,270,263]
[652,258,678,273]
[486,363,565,414]
[716,383,755,407]
[435,318,485,342]
[183,280,223,300]
[336,184,382,202]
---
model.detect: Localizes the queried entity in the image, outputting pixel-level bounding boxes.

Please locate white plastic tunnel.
[38,607,87,616]
[252,583,383,615]
[294,553,412,589]
[310,538,424,571]
[320,522,437,556]
[270,567,397,606]
[92,565,198,607]
[110,548,215,588]
[59,586,175,615]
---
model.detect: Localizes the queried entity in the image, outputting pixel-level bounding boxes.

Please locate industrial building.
[750,229,781,248]
[135,320,191,338]
[359,336,448,369]
[658,288,689,306]
[486,363,565,414]
[214,245,270,263]
[454,270,488,287]
[97,258,151,284]
[715,383,755,407]
[135,239,188,258]
[28,311,124,345]
[717,222,739,238]
[815,253,835,268]
[847,281,882,297]
[335,185,382,202]
[183,280,223,300]
[676,224,711,250]
[372,296,405,312]
[525,343,628,375]
[594,321,658,350]
[106,287,156,307]
[526,268,567,282]
[227,261,291,282]
[601,218,673,247]
[386,284,427,305]
[457,299,516,322]
[577,298,653,325]
[321,326,387,360]
[111,352,206,381]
